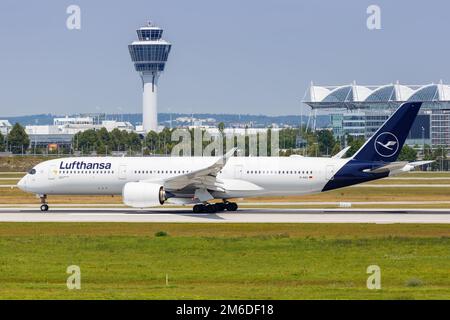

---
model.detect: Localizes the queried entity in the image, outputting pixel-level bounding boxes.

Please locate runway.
[0,207,449,223]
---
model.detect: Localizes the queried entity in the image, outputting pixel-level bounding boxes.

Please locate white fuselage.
[18,156,349,201]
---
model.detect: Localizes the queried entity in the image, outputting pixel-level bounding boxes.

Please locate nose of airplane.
[17,176,27,191]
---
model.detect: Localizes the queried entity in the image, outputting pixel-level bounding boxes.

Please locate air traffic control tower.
[128,22,172,132]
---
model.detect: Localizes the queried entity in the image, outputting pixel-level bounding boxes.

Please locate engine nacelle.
[122,182,166,208]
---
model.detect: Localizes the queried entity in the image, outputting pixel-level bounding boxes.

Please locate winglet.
[221,147,237,162]
[332,146,351,159]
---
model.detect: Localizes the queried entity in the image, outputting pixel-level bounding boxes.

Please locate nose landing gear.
[39,195,49,212]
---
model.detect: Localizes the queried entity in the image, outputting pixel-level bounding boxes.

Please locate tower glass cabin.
[128,22,171,132]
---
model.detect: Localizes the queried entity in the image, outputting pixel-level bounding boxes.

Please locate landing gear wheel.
[39,194,48,212]
[216,203,226,212]
[193,204,204,213]
[225,202,238,211]
[192,203,224,214]
[205,204,218,213]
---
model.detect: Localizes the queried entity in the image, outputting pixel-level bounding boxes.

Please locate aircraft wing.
[142,148,237,191]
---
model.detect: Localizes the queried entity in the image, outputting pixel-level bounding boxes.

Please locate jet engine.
[122,182,166,208]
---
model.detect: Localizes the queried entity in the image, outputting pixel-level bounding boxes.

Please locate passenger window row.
[134,170,192,174]
[60,170,114,174]
[246,170,313,175]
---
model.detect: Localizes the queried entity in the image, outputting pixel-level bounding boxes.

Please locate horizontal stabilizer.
[363,160,434,174]
[409,160,434,167]
[363,162,407,174]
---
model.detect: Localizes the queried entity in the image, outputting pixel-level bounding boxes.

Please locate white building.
[99,120,134,133]
[26,119,134,136]
[25,125,61,135]
[53,116,94,126]
[25,118,136,148]
[0,120,12,135]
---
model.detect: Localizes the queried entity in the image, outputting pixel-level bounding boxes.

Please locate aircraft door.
[326,165,335,180]
[48,165,57,180]
[119,165,127,180]
[234,165,243,179]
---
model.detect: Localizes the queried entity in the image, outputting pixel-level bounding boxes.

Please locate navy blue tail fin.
[353,102,422,163]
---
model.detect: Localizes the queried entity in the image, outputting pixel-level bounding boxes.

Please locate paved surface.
[0,207,449,223]
[3,200,450,208]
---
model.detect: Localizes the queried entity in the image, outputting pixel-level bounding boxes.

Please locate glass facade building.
[304,82,450,148]
[342,113,365,137]
[431,110,450,146]
[333,111,391,139]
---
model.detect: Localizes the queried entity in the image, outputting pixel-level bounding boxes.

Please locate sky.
[0,0,449,116]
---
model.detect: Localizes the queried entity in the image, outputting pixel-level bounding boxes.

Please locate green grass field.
[0,180,21,185]
[0,223,448,299]
[0,156,54,172]
[0,174,24,178]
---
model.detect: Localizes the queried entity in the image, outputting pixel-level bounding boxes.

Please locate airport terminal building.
[303,82,450,148]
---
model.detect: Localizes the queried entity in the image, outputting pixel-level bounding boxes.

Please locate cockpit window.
[28,168,36,175]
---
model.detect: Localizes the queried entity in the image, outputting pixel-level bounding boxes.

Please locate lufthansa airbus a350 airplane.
[18,102,430,213]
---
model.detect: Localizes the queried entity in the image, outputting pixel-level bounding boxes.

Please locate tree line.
[71,125,425,162]
[0,123,30,154]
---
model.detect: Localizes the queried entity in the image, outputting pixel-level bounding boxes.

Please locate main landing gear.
[39,194,49,212]
[192,201,238,213]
